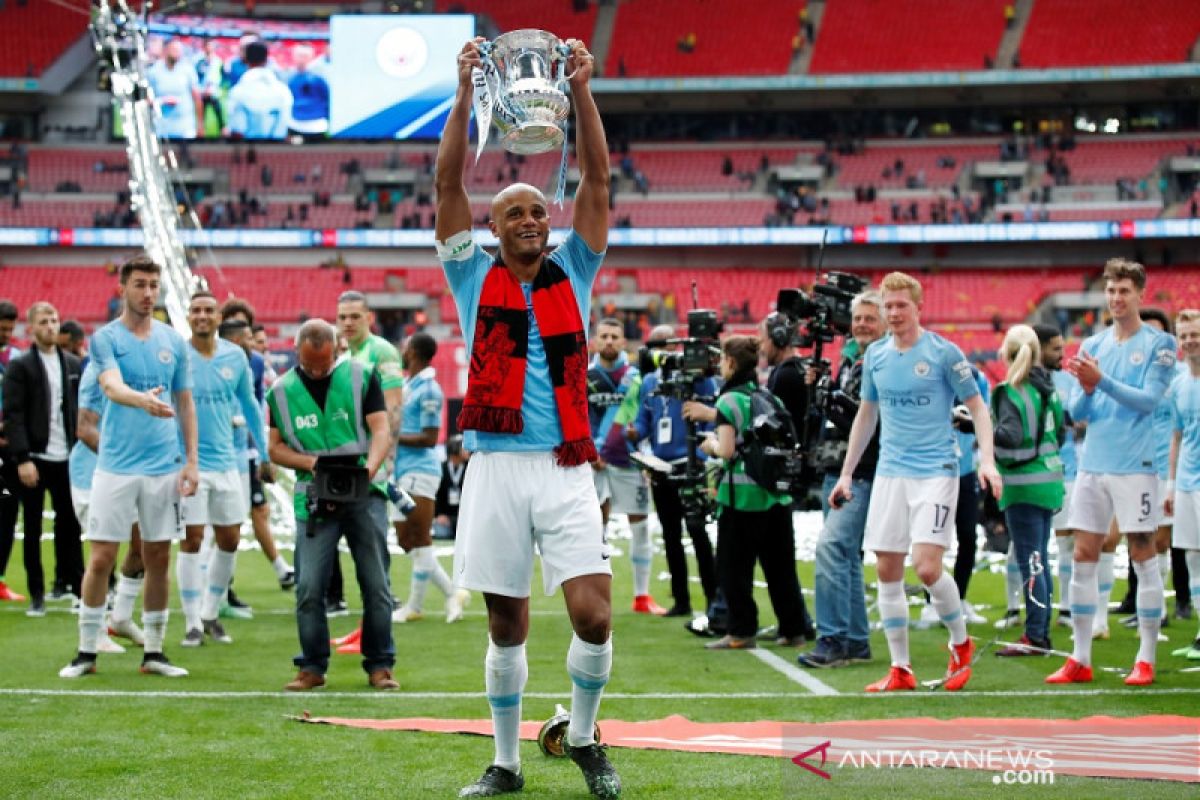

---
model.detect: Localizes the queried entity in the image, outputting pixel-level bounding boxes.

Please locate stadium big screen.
[130,13,472,141]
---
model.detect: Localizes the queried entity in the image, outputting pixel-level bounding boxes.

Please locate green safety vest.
[991,380,1065,512]
[267,359,382,521]
[714,384,792,513]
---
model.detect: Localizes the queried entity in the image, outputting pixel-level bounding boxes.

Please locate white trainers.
[914,602,940,630]
[58,657,97,679]
[994,609,1022,629]
[181,628,204,647]
[446,589,471,623]
[96,631,126,654]
[962,601,987,625]
[392,605,423,624]
[140,656,189,677]
[108,616,145,646]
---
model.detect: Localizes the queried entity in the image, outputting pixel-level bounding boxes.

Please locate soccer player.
[286,43,330,137]
[438,37,620,799]
[830,271,1002,692]
[1165,308,1200,660]
[176,293,266,647]
[390,332,470,624]
[588,318,660,615]
[69,360,144,653]
[59,255,198,679]
[0,298,24,602]
[147,38,203,140]
[226,40,292,140]
[1047,259,1177,686]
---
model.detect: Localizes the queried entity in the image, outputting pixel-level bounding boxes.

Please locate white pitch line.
[746,648,840,696]
[1,687,1199,700]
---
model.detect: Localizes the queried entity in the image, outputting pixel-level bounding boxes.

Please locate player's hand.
[591,456,607,471]
[178,463,199,498]
[1164,495,1175,517]
[140,386,175,418]
[828,476,853,509]
[17,461,38,488]
[456,38,486,88]
[564,39,595,87]
[1067,352,1101,393]
[977,463,1003,500]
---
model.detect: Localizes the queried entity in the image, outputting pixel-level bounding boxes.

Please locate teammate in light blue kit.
[226,41,292,140]
[176,293,266,648]
[391,332,470,625]
[831,271,1002,693]
[1165,308,1200,659]
[147,39,203,139]
[1048,259,1178,687]
[60,255,198,680]
[69,361,143,653]
[1044,327,1081,627]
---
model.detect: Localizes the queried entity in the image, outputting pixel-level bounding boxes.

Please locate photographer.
[266,320,397,692]
[693,335,809,650]
[629,325,719,617]
[798,290,884,668]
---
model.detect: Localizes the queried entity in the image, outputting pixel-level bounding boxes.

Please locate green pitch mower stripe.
[3,688,1199,699]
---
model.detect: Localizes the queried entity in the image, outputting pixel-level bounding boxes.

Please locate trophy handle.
[554,42,576,85]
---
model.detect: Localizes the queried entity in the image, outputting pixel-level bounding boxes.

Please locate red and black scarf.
[457,257,597,467]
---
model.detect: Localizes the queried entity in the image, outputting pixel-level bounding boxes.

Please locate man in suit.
[2,302,82,616]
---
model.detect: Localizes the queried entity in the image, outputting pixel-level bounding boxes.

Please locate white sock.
[1004,544,1022,612]
[630,520,652,597]
[78,603,105,655]
[111,574,143,623]
[1070,561,1099,666]
[407,547,433,612]
[201,548,237,622]
[1187,551,1200,640]
[485,640,527,773]
[272,555,291,581]
[877,580,910,667]
[566,634,612,747]
[418,545,454,597]
[143,609,168,654]
[1133,557,1163,666]
[1159,554,1170,619]
[176,551,203,632]
[1056,534,1073,611]
[927,572,968,646]
[1095,552,1115,633]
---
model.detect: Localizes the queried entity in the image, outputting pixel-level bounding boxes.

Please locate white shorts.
[592,465,650,516]
[1066,471,1158,535]
[87,470,182,543]
[455,450,610,598]
[1158,476,1174,527]
[1171,490,1200,550]
[396,471,441,501]
[864,475,958,553]
[1052,480,1074,531]
[71,485,90,529]
[182,469,249,527]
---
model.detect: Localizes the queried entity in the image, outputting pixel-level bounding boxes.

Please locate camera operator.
[628,324,718,617]
[266,320,397,692]
[692,335,810,649]
[797,290,884,668]
[760,312,808,434]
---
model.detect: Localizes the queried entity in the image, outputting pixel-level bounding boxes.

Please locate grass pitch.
[1,525,1197,799]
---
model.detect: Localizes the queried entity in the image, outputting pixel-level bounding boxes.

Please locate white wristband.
[1165,480,1176,494]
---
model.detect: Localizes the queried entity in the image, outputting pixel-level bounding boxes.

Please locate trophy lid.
[492,28,564,54]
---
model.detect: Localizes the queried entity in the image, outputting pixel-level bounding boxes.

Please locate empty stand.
[810,0,1008,74]
[0,2,88,77]
[1020,0,1200,68]
[452,0,599,43]
[605,0,798,77]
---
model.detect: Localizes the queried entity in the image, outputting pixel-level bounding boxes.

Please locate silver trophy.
[473,29,573,156]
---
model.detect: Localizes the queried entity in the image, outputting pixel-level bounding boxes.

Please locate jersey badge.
[913,360,931,378]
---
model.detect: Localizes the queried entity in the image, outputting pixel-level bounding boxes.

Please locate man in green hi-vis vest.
[266,320,396,692]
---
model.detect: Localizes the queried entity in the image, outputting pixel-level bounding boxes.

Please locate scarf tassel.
[457,406,523,434]
[554,438,598,468]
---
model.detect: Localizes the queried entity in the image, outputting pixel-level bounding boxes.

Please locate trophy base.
[502,122,565,156]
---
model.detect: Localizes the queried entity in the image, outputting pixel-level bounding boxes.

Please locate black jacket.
[2,346,82,464]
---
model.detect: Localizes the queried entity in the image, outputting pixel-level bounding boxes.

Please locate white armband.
[435,230,476,261]
[1165,480,1176,495]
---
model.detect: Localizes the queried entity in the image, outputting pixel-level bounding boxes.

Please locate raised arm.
[566,39,610,253]
[434,39,486,243]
